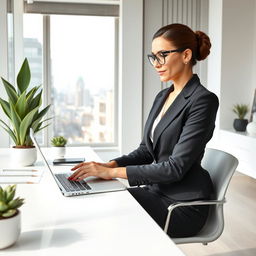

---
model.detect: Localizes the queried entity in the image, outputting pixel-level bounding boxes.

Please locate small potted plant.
[0,58,51,166]
[232,104,249,131]
[0,185,24,249]
[51,136,67,158]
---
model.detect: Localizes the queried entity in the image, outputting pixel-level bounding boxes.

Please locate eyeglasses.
[147,48,186,66]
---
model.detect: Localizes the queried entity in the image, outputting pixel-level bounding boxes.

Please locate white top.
[0,147,185,256]
[150,90,179,142]
[150,106,165,142]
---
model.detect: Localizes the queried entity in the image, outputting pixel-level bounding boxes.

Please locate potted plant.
[232,104,249,131]
[51,136,67,158]
[0,58,51,166]
[0,185,24,249]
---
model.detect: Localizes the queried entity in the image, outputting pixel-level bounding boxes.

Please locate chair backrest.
[173,148,238,244]
[201,148,239,200]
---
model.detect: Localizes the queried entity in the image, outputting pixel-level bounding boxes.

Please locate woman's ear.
[183,49,192,64]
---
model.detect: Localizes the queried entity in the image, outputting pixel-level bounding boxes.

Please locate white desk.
[0,147,185,256]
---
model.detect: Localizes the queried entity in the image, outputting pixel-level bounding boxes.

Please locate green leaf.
[33,105,51,123]
[1,77,18,104]
[32,116,52,133]
[10,103,21,140]
[26,85,41,105]
[19,107,38,145]
[24,135,33,146]
[36,123,50,132]
[32,105,51,126]
[15,91,28,119]
[0,120,18,144]
[8,198,24,209]
[31,118,41,132]
[29,90,42,110]
[2,209,16,218]
[0,187,4,201]
[0,98,11,119]
[6,190,15,203]
[17,58,31,95]
[0,201,8,212]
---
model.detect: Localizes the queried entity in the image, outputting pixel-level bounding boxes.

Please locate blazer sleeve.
[126,92,219,187]
[113,137,154,167]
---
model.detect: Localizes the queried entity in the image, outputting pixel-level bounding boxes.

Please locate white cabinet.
[217,129,256,179]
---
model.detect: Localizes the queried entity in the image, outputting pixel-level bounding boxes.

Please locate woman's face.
[151,36,189,82]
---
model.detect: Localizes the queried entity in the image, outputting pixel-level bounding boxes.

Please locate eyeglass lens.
[148,53,165,65]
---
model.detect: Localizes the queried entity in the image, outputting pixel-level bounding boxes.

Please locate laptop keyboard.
[55,173,91,192]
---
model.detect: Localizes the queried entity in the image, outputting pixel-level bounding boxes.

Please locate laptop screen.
[30,128,60,184]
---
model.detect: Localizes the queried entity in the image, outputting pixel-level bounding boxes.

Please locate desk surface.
[0,147,185,256]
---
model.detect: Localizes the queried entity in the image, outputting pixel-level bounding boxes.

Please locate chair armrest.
[164,199,226,233]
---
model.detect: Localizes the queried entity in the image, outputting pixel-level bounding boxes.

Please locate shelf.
[220,129,256,140]
[217,129,256,179]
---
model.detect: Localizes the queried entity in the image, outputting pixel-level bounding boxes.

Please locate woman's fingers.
[76,173,91,181]
[71,162,84,171]
[71,161,95,171]
[69,162,97,180]
[68,162,112,181]
[69,167,89,180]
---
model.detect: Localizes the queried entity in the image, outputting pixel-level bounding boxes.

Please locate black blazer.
[114,75,219,201]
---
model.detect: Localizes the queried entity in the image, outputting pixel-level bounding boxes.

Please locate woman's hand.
[68,161,118,181]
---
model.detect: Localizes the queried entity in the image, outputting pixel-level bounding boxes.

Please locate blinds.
[163,0,202,31]
[24,1,119,17]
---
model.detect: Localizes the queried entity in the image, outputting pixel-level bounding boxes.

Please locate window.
[23,5,118,146]
[50,15,116,145]
[23,14,44,144]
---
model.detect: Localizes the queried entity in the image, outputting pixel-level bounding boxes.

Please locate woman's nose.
[153,60,161,68]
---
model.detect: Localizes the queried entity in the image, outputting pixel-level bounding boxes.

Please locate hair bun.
[195,31,211,61]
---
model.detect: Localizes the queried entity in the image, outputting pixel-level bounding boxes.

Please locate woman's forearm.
[110,167,127,179]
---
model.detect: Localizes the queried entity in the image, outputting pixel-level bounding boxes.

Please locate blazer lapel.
[152,75,200,150]
[144,87,172,156]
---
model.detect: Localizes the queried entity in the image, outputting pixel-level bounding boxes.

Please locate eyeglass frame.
[147,47,187,66]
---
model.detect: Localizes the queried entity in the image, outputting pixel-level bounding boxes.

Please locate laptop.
[30,129,126,197]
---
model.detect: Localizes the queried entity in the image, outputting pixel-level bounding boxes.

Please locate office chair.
[164,148,239,245]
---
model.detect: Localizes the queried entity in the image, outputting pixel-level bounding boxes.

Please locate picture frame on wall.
[250,88,256,122]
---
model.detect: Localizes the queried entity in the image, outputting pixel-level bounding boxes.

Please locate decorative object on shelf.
[0,58,51,166]
[246,113,256,136]
[51,136,67,158]
[0,185,24,249]
[249,88,256,122]
[232,104,249,132]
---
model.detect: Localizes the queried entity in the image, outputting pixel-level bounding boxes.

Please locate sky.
[23,14,115,94]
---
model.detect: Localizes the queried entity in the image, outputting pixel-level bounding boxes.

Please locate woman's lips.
[158,70,166,76]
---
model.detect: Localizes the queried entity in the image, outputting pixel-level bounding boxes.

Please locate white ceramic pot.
[246,121,256,136]
[11,147,37,167]
[52,146,66,159]
[0,211,21,249]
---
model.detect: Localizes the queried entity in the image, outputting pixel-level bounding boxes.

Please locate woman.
[69,23,219,238]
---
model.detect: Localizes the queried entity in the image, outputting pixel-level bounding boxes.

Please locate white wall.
[207,0,222,132]
[220,0,255,130]
[0,0,10,147]
[118,0,143,155]
[143,0,163,125]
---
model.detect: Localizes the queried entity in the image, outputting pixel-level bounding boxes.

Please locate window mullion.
[43,15,51,147]
[114,17,119,147]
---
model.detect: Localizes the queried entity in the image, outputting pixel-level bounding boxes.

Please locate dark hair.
[153,23,211,66]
